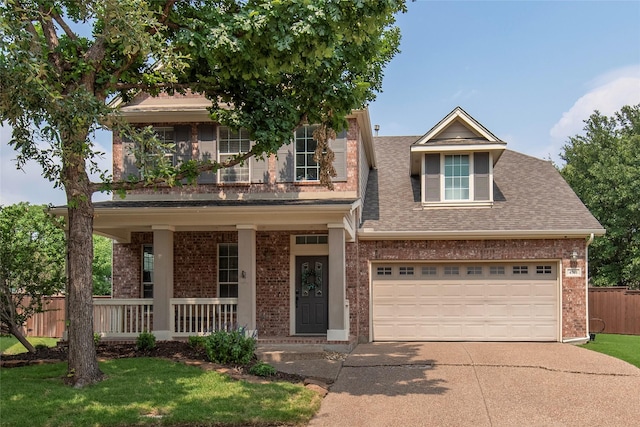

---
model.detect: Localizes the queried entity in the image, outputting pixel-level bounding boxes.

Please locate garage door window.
[490,266,505,275]
[467,266,483,275]
[422,266,437,276]
[513,265,528,275]
[444,266,459,275]
[536,265,552,275]
[399,266,414,276]
[376,266,392,276]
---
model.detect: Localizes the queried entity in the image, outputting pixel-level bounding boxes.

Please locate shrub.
[204,329,256,365]
[136,332,156,351]
[93,333,101,346]
[35,343,49,351]
[249,361,276,377]
[188,335,206,351]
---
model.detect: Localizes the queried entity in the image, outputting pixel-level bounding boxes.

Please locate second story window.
[153,127,176,166]
[295,125,320,181]
[444,154,470,200]
[218,127,250,183]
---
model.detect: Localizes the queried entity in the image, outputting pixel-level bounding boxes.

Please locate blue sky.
[1,0,639,206]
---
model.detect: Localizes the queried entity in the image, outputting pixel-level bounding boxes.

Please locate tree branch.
[51,10,77,41]
[37,5,63,74]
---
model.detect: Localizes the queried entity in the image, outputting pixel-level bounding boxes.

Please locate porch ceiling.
[51,199,360,243]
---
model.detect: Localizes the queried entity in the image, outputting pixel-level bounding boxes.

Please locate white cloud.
[550,65,640,144]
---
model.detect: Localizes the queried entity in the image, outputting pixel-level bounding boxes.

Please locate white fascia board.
[410,143,507,153]
[351,109,376,169]
[357,229,606,240]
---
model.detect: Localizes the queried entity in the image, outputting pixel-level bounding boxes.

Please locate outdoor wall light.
[241,270,246,279]
[570,250,579,262]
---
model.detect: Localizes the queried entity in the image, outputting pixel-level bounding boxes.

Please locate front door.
[295,256,328,334]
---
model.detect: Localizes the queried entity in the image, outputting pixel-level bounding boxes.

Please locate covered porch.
[76,198,359,342]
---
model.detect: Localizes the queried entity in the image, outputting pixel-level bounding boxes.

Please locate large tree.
[560,104,640,289]
[0,0,404,386]
[0,203,66,353]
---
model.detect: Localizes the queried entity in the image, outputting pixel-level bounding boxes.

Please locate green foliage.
[0,203,66,342]
[204,329,256,365]
[560,104,640,288]
[580,334,640,368]
[92,235,112,295]
[135,331,156,351]
[0,358,320,427]
[93,333,102,346]
[250,361,277,377]
[188,335,206,351]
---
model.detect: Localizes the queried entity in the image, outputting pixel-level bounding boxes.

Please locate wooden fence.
[24,296,66,338]
[589,287,640,335]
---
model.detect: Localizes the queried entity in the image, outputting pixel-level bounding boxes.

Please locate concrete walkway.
[308,342,640,427]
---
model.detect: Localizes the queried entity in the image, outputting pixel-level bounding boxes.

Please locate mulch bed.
[0,341,306,384]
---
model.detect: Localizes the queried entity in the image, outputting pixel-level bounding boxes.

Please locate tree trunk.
[63,150,103,387]
[9,323,36,353]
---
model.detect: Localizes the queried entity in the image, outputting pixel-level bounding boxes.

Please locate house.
[78,93,605,345]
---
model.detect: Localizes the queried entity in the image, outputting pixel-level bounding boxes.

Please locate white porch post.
[327,224,349,341]
[152,225,174,340]
[236,225,257,337]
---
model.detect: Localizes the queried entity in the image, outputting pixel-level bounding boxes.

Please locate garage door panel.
[372,262,558,341]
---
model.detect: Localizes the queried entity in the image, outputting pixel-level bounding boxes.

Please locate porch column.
[237,225,257,337]
[327,224,349,341]
[152,225,174,340]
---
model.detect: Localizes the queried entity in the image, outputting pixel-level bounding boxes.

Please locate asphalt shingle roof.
[361,136,604,234]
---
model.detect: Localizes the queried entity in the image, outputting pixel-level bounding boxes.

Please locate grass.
[580,333,640,368]
[0,335,58,355]
[0,357,321,427]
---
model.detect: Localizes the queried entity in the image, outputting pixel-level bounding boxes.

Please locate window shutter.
[174,126,191,165]
[331,130,348,181]
[474,152,490,201]
[121,134,139,179]
[425,153,440,202]
[276,141,294,182]
[198,125,217,184]
[250,142,268,183]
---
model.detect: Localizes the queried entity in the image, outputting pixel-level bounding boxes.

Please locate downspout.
[585,233,595,339]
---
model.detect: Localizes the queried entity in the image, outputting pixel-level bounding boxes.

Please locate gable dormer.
[410,107,506,207]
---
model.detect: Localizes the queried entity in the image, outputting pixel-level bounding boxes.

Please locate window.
[423,151,491,205]
[295,125,319,181]
[444,154,470,200]
[490,266,505,275]
[218,127,250,183]
[218,243,239,298]
[467,266,483,275]
[399,266,414,276]
[422,266,437,276]
[536,265,552,275]
[376,266,392,276]
[444,266,459,276]
[142,245,153,298]
[295,235,328,245]
[513,266,528,275]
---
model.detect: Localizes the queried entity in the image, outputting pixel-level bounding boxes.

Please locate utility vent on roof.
[295,235,328,245]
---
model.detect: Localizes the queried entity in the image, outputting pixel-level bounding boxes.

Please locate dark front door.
[295,256,328,334]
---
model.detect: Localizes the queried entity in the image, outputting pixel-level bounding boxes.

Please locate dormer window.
[424,152,492,205]
[410,107,506,208]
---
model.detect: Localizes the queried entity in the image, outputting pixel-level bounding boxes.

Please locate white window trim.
[294,125,320,182]
[217,126,251,184]
[421,151,494,207]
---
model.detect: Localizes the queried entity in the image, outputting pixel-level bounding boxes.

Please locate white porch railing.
[171,298,238,337]
[93,298,153,338]
[92,297,238,339]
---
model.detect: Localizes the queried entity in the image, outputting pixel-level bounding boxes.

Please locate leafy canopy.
[0,203,66,350]
[560,104,640,288]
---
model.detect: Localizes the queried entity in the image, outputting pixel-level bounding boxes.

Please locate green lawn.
[580,333,640,368]
[0,358,321,427]
[0,335,58,354]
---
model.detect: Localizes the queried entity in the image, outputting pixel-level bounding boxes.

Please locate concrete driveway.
[309,342,640,427]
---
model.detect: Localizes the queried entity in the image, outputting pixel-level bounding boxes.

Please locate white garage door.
[372,262,558,341]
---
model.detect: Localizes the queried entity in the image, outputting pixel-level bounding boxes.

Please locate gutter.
[562,336,589,344]
[358,229,606,240]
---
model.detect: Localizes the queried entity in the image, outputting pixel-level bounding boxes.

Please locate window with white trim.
[218,127,250,183]
[295,125,319,181]
[467,266,482,275]
[218,243,239,298]
[490,266,505,275]
[376,266,392,276]
[399,266,414,276]
[444,266,460,276]
[421,266,437,276]
[444,154,470,200]
[142,244,153,298]
[513,265,528,275]
[536,265,552,275]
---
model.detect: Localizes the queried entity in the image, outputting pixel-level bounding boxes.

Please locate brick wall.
[356,238,587,341]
